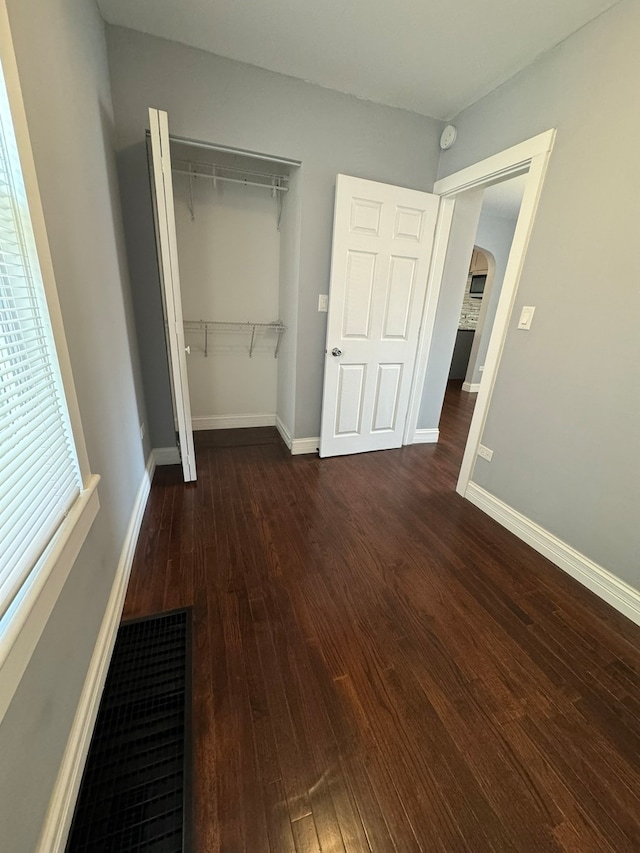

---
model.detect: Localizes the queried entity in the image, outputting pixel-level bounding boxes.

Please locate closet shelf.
[183,319,286,358]
[172,157,289,228]
[173,168,289,193]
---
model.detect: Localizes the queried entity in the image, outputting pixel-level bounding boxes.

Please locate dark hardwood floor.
[124,382,640,852]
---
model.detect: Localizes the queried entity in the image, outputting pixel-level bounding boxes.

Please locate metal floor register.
[66,609,191,852]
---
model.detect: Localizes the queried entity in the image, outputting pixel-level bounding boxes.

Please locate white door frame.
[148,108,197,481]
[403,129,556,496]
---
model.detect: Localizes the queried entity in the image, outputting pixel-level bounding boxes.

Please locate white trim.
[152,446,181,466]
[276,417,318,456]
[192,413,276,431]
[412,428,440,444]
[404,129,555,493]
[434,131,556,197]
[291,437,320,456]
[0,476,100,723]
[455,139,555,496]
[465,483,640,627]
[275,415,292,450]
[462,382,481,393]
[149,109,197,482]
[36,455,156,853]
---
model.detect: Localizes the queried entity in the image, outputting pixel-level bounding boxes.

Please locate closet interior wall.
[170,140,293,430]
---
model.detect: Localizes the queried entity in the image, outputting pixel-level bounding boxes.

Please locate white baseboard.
[291,437,320,455]
[192,413,276,430]
[275,416,318,455]
[275,415,292,449]
[465,482,640,627]
[152,446,181,466]
[36,454,156,853]
[412,428,440,444]
[462,382,481,393]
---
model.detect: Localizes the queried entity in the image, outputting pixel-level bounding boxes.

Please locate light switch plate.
[517,306,535,330]
[318,294,329,312]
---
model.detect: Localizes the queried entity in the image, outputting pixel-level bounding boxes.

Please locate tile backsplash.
[459,275,483,330]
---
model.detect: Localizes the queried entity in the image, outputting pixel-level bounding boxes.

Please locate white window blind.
[0,60,82,621]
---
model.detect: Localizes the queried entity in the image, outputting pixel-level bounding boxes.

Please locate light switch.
[517,306,535,330]
[318,294,329,312]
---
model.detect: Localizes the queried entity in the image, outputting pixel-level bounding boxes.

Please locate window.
[0,63,83,619]
[0,3,98,720]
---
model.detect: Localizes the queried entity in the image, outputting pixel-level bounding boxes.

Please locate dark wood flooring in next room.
[124,381,640,852]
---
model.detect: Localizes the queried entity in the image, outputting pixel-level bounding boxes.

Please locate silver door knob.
[185,346,191,354]
[331,347,342,357]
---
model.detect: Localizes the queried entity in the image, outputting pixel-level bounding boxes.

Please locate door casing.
[148,107,197,482]
[403,130,556,496]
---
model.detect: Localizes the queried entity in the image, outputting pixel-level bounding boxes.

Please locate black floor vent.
[66,609,191,853]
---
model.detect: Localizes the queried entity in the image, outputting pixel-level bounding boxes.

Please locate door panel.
[148,108,197,481]
[320,175,440,457]
[383,256,416,339]
[372,364,402,431]
[336,364,366,435]
[343,251,376,337]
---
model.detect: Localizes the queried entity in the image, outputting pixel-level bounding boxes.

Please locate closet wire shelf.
[183,319,286,358]
[172,157,290,228]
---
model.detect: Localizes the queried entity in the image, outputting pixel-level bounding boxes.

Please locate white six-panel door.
[148,108,197,481]
[320,175,440,458]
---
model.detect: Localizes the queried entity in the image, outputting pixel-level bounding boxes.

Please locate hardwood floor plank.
[264,587,353,852]
[290,813,321,853]
[191,591,220,852]
[522,713,640,852]
[500,718,616,853]
[249,595,315,824]
[335,751,398,853]
[123,383,640,851]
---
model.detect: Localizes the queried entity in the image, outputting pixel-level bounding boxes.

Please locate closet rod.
[173,159,290,183]
[173,168,288,192]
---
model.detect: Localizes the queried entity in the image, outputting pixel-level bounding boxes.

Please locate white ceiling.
[96,0,619,119]
[482,174,527,221]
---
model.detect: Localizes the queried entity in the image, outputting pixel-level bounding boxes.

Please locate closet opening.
[147,124,301,475]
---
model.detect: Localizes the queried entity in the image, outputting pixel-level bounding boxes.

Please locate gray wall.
[417,191,483,429]
[0,0,147,848]
[441,0,640,588]
[465,210,518,386]
[105,26,443,442]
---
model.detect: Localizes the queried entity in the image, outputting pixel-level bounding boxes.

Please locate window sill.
[0,474,101,722]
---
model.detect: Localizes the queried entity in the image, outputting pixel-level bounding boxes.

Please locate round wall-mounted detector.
[440,124,457,150]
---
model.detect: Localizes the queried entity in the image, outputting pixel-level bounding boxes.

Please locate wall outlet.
[479,365,484,373]
[140,422,145,441]
[318,294,329,312]
[477,444,493,462]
